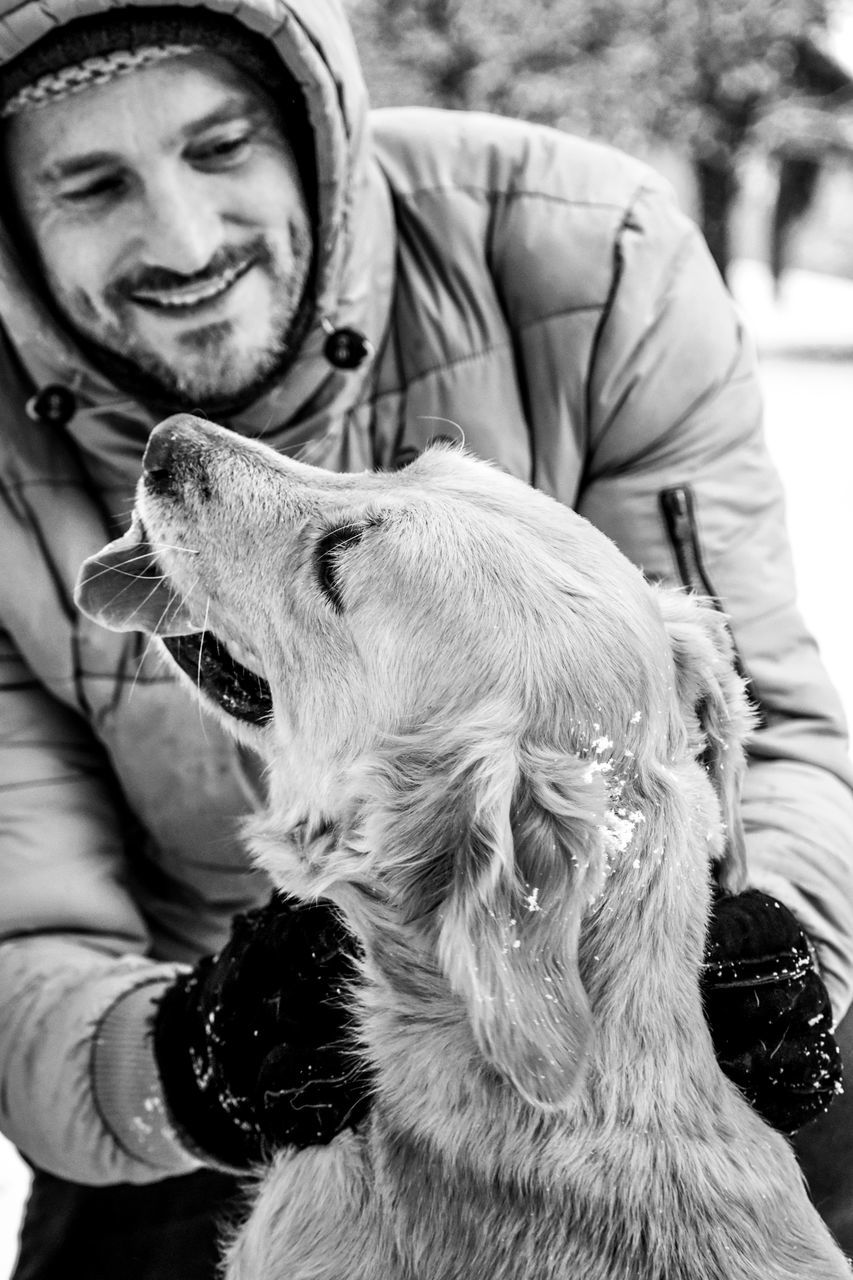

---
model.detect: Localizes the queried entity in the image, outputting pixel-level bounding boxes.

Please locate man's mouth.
[129,256,256,314]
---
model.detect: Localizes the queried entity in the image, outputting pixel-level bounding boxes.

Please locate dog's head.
[76,415,752,1108]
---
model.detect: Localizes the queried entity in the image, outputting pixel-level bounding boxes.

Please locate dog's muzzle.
[74,419,276,727]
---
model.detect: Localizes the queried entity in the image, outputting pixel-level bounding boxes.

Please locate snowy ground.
[0,259,852,1275]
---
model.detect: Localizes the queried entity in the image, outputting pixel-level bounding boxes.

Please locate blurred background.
[344,0,853,735]
[349,0,853,289]
[2,0,853,1271]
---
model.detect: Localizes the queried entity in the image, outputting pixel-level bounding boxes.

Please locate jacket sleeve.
[576,180,853,1023]
[0,629,201,1184]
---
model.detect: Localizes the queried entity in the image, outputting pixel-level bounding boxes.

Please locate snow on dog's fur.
[76,416,850,1279]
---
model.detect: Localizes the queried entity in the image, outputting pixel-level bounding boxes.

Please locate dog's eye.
[314,523,366,611]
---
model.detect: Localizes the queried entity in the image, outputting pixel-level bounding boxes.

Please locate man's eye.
[190,133,252,168]
[61,174,126,204]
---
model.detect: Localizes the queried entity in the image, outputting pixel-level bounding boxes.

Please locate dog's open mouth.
[74,516,273,726]
[161,632,273,725]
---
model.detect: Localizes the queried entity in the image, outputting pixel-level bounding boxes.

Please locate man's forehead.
[11,53,269,180]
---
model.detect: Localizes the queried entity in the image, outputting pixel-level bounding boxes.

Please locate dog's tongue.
[75,515,196,636]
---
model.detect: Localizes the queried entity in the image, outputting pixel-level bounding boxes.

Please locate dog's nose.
[143,414,207,497]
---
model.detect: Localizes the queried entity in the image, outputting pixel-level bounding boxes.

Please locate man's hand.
[702,887,843,1134]
[152,894,373,1171]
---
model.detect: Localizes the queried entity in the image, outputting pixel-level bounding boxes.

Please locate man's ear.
[435,744,606,1109]
[657,589,755,892]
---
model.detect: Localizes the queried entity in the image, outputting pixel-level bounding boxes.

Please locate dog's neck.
[365,881,712,1096]
[340,773,734,1172]
[258,756,746,1157]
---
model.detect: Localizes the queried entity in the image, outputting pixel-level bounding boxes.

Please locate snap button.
[26,384,77,427]
[323,327,372,370]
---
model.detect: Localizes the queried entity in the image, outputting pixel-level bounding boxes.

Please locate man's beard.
[57,231,314,417]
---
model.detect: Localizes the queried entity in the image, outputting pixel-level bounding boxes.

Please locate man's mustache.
[107,239,272,303]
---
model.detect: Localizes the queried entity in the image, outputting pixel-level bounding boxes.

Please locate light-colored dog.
[77,415,850,1280]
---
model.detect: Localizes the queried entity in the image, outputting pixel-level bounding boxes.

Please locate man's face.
[4,51,313,409]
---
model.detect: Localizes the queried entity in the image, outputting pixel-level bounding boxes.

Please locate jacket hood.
[0,0,394,498]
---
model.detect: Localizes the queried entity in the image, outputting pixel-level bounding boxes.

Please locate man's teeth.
[133,261,250,309]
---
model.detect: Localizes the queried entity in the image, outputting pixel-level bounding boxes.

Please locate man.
[0,1,851,1276]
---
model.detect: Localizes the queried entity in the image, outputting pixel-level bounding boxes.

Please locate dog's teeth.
[224,635,264,675]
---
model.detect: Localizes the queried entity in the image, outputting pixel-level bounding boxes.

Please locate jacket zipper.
[659,485,767,728]
[659,486,716,598]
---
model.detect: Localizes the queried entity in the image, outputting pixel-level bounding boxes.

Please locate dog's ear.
[436,744,606,1110]
[657,589,753,892]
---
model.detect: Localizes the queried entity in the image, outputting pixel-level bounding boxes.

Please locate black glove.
[153,894,373,1170]
[701,887,843,1134]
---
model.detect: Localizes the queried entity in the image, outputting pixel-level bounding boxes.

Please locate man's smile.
[128,254,258,315]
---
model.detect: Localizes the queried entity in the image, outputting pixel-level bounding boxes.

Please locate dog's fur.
[78,416,850,1279]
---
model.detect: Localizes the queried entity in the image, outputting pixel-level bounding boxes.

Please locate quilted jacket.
[1,0,852,1185]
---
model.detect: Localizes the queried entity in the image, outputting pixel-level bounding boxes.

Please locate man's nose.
[142,174,223,275]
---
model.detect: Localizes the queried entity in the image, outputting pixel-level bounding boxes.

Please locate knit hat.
[0,6,316,209]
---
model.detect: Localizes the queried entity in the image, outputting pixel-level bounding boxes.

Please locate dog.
[76,415,850,1279]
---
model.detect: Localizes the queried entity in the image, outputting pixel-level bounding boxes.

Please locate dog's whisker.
[108,505,143,524]
[128,615,171,704]
[195,598,213,741]
[128,633,159,703]
[119,559,197,627]
[123,588,171,632]
[80,552,172,584]
[196,598,211,694]
[292,435,331,465]
[150,542,201,556]
[129,571,203,705]
[97,571,174,615]
[416,414,466,449]
[125,571,199,702]
[81,546,199,590]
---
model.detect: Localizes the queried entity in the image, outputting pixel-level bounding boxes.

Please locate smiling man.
[2,2,853,1278]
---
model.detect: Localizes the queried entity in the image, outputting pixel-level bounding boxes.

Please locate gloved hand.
[701,887,843,1134]
[152,894,373,1170]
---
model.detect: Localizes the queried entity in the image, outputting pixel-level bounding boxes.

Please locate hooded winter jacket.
[1,0,852,1187]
